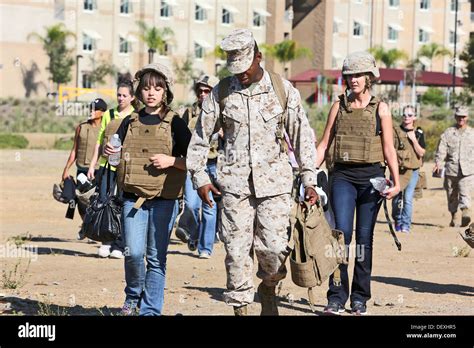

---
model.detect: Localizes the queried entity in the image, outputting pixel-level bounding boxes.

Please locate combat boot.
[449,212,459,227]
[257,283,278,316]
[461,208,471,227]
[233,305,247,316]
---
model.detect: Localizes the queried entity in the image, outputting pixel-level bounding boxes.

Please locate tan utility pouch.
[289,201,347,312]
[414,170,427,199]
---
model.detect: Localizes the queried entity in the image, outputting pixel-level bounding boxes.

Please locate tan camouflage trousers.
[444,175,473,213]
[219,191,291,307]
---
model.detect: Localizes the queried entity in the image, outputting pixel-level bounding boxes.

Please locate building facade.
[0,0,289,103]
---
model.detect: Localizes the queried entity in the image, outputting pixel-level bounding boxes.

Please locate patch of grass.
[452,245,471,258]
[53,136,74,150]
[37,295,69,316]
[0,133,29,149]
[2,259,31,289]
[8,232,32,247]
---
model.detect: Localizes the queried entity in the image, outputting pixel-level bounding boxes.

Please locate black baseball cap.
[90,98,107,112]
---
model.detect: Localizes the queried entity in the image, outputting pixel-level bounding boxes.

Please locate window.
[450,0,457,12]
[194,42,204,58]
[389,0,400,8]
[82,73,92,88]
[222,8,233,24]
[159,42,171,56]
[120,0,132,14]
[83,34,96,51]
[420,0,430,10]
[333,20,339,34]
[388,26,399,41]
[160,0,172,18]
[195,5,207,21]
[353,21,363,37]
[119,36,131,53]
[418,28,429,43]
[284,32,290,40]
[83,0,96,11]
[449,30,459,45]
[253,12,264,27]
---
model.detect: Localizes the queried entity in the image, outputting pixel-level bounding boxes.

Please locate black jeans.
[327,176,382,306]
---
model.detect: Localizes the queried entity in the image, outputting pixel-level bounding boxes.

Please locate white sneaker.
[110,249,124,259]
[199,251,211,259]
[98,245,111,258]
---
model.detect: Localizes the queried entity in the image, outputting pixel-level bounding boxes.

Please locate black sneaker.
[175,227,190,243]
[351,301,367,315]
[324,302,345,315]
[187,239,197,252]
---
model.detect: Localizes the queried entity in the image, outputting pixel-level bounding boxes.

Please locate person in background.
[175,74,220,259]
[87,81,135,258]
[391,105,425,234]
[433,106,474,228]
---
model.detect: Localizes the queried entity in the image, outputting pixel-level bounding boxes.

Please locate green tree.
[27,23,75,91]
[368,45,408,68]
[459,36,474,93]
[173,54,196,85]
[88,57,117,86]
[417,43,452,71]
[421,87,445,107]
[262,40,312,77]
[137,21,174,63]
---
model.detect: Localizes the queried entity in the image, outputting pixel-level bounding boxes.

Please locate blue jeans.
[327,176,382,306]
[181,162,217,254]
[122,197,178,316]
[392,169,419,232]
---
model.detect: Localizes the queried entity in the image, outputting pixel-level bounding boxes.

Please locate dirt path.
[0,150,472,316]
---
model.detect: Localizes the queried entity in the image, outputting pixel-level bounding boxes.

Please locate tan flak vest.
[103,118,123,146]
[184,103,218,160]
[117,110,186,209]
[76,122,100,168]
[332,94,384,165]
[393,125,422,170]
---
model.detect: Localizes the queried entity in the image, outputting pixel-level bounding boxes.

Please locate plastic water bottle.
[108,134,121,166]
[370,177,393,195]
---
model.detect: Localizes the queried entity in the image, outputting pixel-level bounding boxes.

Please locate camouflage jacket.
[435,126,474,176]
[186,70,317,198]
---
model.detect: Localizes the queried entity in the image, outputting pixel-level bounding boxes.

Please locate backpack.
[289,200,347,312]
[217,71,289,153]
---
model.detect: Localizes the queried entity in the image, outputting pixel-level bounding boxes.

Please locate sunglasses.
[198,88,211,95]
[403,114,415,118]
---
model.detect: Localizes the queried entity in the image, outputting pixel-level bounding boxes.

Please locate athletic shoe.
[120,302,138,316]
[324,302,345,315]
[351,301,367,315]
[110,249,124,259]
[98,245,111,258]
[175,227,190,243]
[199,251,211,259]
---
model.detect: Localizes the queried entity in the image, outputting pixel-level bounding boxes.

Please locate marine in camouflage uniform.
[186,29,318,315]
[434,106,474,227]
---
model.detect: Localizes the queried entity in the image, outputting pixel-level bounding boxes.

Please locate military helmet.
[52,183,68,203]
[194,74,219,91]
[342,51,380,78]
[134,63,174,104]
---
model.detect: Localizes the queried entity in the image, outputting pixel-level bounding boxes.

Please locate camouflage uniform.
[435,110,474,215]
[186,29,317,307]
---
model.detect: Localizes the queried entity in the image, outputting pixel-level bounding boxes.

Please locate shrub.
[421,87,446,107]
[0,134,29,149]
[53,136,74,150]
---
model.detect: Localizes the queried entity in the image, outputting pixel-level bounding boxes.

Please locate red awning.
[290,68,465,87]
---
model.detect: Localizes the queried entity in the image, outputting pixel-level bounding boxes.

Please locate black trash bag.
[81,193,123,242]
[80,163,122,242]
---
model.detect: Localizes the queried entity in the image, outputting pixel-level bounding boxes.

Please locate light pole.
[452,0,458,106]
[75,54,83,102]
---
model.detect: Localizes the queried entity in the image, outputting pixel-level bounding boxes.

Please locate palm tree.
[262,40,312,78]
[368,46,408,68]
[27,23,76,91]
[417,43,452,71]
[137,21,174,63]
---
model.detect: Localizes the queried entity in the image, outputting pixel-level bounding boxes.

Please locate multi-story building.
[0,0,290,103]
[292,0,474,76]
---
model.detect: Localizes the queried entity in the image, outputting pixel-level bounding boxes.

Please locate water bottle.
[370,177,393,195]
[77,173,95,193]
[108,134,121,166]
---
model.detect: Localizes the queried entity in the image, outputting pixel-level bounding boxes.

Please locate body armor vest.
[117,110,186,202]
[76,122,99,168]
[103,118,123,146]
[333,94,384,164]
[393,125,422,170]
[185,103,219,160]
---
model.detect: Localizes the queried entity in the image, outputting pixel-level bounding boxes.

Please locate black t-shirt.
[115,108,191,157]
